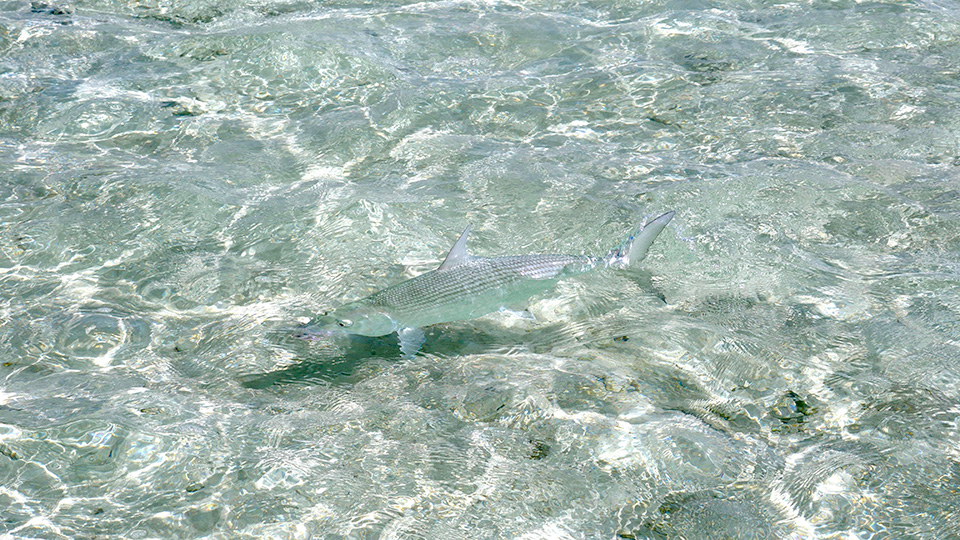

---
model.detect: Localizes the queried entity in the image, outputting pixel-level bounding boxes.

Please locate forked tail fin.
[605,211,675,268]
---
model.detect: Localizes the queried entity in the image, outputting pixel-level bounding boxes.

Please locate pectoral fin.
[398,327,426,358]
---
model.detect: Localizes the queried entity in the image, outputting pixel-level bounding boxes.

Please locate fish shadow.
[239,321,578,389]
[238,333,400,388]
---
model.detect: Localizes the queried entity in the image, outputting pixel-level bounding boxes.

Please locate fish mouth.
[294,325,335,341]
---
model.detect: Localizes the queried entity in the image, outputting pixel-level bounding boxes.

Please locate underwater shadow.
[239,320,582,389]
[238,333,401,388]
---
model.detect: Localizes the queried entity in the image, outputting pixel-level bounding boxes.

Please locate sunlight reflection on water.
[1,0,960,538]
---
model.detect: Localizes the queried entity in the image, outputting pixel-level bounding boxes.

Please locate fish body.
[300,212,674,355]
[363,254,596,329]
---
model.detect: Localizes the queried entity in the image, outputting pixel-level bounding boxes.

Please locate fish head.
[297,302,396,339]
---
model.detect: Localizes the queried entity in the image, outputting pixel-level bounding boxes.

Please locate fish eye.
[337,319,353,327]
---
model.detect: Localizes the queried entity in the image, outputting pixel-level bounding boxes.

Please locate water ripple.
[3,0,960,537]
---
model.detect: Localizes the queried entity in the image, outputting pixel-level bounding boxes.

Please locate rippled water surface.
[3,0,960,538]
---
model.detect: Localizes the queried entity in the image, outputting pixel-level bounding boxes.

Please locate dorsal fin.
[438,224,471,270]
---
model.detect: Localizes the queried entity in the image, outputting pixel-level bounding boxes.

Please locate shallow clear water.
[2,0,960,538]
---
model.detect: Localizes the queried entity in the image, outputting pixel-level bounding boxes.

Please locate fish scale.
[367,255,596,316]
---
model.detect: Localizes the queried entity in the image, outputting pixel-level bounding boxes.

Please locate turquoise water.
[2,0,960,538]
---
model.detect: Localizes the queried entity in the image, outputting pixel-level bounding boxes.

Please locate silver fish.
[300,212,674,356]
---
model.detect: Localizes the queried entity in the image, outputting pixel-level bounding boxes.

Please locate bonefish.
[299,212,674,356]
